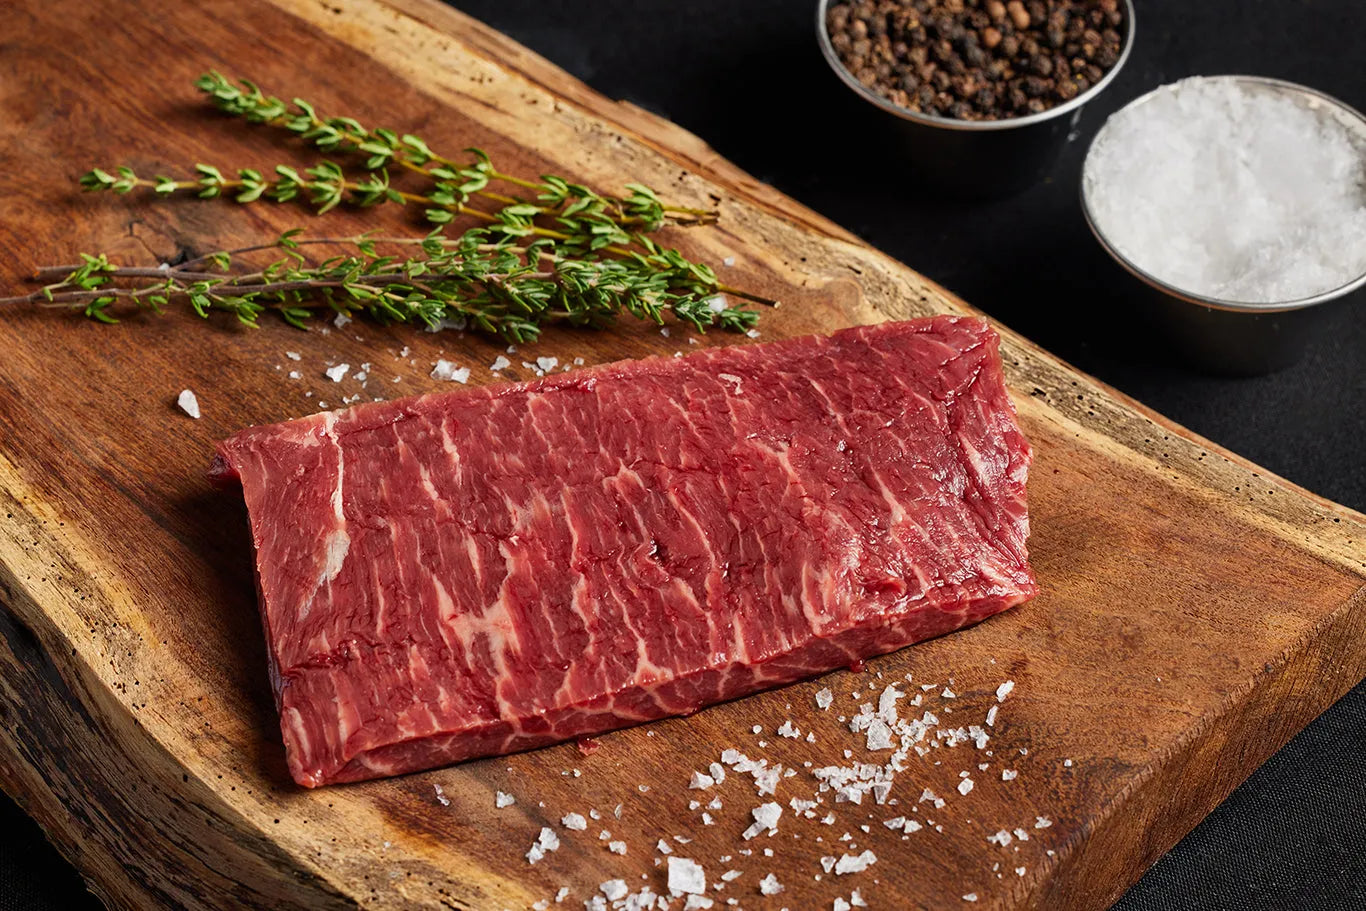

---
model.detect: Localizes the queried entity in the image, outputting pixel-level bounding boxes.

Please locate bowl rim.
[1080,74,1366,314]
[815,0,1137,132]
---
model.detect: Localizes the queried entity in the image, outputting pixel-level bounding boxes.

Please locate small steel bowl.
[1081,76,1366,376]
[816,0,1136,199]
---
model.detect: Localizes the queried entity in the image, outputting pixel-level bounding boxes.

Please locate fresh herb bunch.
[1,229,760,343]
[42,73,775,340]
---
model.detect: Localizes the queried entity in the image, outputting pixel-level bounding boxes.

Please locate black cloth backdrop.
[2,0,1364,907]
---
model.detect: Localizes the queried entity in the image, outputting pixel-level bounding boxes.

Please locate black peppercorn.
[826,0,1126,120]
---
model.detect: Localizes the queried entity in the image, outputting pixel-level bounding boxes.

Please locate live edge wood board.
[0,1,1363,909]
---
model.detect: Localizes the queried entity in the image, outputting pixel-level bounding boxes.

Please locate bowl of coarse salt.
[1082,75,1366,375]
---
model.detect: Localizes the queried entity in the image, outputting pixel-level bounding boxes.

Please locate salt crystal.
[963,894,978,903]
[815,688,834,710]
[176,389,201,419]
[834,899,851,911]
[995,680,1015,702]
[285,351,301,361]
[758,873,784,895]
[561,812,587,830]
[986,705,999,727]
[490,355,511,371]
[958,778,974,795]
[495,791,515,808]
[430,360,469,383]
[709,762,726,783]
[288,370,302,380]
[536,356,558,372]
[333,313,352,328]
[1002,769,1018,781]
[609,841,627,855]
[433,783,449,807]
[689,771,716,790]
[601,880,628,901]
[1084,76,1366,303]
[720,870,741,882]
[325,364,349,382]
[668,858,707,895]
[723,256,736,267]
[1035,816,1053,828]
[833,850,876,875]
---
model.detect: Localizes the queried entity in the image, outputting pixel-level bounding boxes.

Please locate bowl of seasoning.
[818,0,1135,198]
[1082,75,1366,375]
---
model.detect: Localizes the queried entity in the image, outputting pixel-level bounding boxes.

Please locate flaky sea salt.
[668,858,707,895]
[430,360,470,383]
[324,363,349,382]
[176,389,201,419]
[495,791,515,808]
[1085,76,1366,303]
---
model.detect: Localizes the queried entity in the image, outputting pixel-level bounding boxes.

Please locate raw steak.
[210,316,1037,787]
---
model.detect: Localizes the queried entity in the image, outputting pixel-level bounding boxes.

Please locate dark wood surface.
[1,0,1364,909]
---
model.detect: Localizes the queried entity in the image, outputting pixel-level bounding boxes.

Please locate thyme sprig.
[79,160,650,252]
[1,229,759,343]
[192,72,716,229]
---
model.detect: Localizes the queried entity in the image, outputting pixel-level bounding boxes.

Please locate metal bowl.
[1081,76,1366,376]
[816,0,1137,199]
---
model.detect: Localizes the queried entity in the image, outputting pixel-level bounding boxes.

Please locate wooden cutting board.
[1,1,1363,909]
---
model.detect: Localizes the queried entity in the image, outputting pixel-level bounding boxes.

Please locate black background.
[3,0,1364,908]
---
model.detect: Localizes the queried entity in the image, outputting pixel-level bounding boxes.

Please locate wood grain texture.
[0,1,1363,909]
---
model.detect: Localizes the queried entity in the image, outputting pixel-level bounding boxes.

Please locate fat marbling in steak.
[210,316,1037,786]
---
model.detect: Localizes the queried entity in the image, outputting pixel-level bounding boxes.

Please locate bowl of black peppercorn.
[818,0,1135,199]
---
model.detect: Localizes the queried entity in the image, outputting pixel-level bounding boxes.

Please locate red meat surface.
[211,316,1037,787]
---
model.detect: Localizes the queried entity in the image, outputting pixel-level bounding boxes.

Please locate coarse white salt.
[285,351,301,360]
[601,880,629,901]
[333,313,352,328]
[536,356,558,372]
[526,827,559,864]
[833,850,876,875]
[1085,76,1366,303]
[668,857,707,895]
[325,364,349,382]
[958,777,974,795]
[430,360,470,383]
[684,897,714,911]
[689,771,716,790]
[176,389,201,419]
[721,870,742,883]
[1035,816,1053,828]
[490,355,511,371]
[1002,769,1018,781]
[561,812,587,830]
[834,899,851,911]
[963,894,978,903]
[495,791,515,808]
[985,705,999,727]
[995,680,1015,702]
[288,370,302,380]
[815,688,835,710]
[742,802,783,840]
[608,841,627,855]
[723,256,736,267]
[555,887,570,902]
[432,783,449,806]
